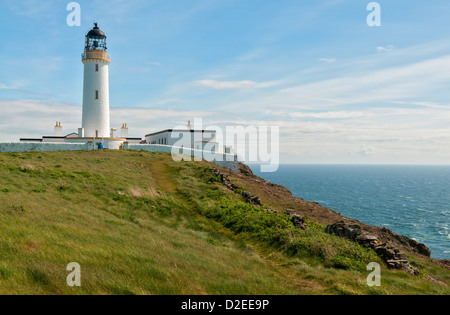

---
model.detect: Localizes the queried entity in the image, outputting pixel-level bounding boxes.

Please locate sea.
[250,164,450,260]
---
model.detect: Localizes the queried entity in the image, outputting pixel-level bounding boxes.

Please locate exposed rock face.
[325,221,420,275]
[238,162,254,177]
[212,167,261,207]
[285,209,308,230]
[325,221,362,241]
[241,191,262,207]
[380,227,431,257]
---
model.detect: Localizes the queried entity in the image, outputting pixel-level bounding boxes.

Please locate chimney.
[121,123,129,138]
[54,122,63,136]
[111,128,117,138]
[78,128,84,138]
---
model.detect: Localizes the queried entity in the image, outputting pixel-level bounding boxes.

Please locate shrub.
[329,256,364,270]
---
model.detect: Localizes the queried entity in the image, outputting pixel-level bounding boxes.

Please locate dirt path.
[149,155,177,193]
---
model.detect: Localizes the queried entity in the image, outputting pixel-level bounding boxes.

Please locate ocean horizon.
[250,164,450,260]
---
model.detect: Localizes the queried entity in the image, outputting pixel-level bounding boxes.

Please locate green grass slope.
[0,150,448,295]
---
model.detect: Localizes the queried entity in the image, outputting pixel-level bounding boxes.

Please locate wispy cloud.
[280,55,450,108]
[193,79,281,90]
[0,83,54,99]
[319,58,337,63]
[127,67,152,73]
[0,83,17,90]
[0,99,217,141]
[376,45,395,53]
[289,111,372,119]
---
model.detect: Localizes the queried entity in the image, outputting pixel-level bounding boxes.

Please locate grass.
[0,150,448,295]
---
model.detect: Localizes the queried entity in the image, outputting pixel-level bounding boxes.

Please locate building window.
[95,90,99,100]
[95,64,99,72]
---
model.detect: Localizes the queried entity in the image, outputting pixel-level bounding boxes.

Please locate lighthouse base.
[65,137,127,150]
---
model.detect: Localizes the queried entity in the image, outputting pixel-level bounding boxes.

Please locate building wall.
[65,138,123,150]
[126,144,239,172]
[146,130,217,149]
[195,141,218,153]
[42,137,67,143]
[82,60,110,138]
[0,142,89,153]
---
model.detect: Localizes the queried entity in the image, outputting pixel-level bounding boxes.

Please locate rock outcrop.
[380,227,431,257]
[326,221,420,275]
[212,167,261,207]
[285,209,308,230]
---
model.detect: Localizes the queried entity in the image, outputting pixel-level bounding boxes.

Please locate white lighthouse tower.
[81,23,111,138]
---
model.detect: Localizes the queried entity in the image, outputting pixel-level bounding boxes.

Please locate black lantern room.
[85,23,107,51]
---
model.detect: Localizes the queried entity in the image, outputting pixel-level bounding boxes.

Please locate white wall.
[146,130,217,149]
[82,59,110,138]
[0,142,88,153]
[126,144,239,172]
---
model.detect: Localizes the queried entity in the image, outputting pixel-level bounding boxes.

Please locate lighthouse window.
[95,64,99,72]
[95,90,99,100]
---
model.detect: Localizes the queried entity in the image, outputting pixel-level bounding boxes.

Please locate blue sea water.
[250,165,450,259]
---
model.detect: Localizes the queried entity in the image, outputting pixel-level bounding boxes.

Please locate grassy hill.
[0,150,448,295]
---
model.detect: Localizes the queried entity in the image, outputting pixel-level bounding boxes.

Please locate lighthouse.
[19,22,143,149]
[81,23,111,138]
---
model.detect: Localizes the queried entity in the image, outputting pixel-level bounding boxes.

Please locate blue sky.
[1,0,450,164]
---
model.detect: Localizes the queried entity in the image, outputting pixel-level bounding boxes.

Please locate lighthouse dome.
[87,23,106,39]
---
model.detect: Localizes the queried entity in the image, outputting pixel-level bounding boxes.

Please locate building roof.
[20,138,42,142]
[145,129,217,138]
[87,23,106,39]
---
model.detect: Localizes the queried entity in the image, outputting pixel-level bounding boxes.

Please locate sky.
[0,0,449,164]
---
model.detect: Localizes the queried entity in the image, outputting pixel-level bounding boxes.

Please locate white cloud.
[377,45,395,53]
[289,111,372,119]
[127,67,152,73]
[357,145,376,156]
[0,83,16,90]
[280,55,450,107]
[193,79,281,90]
[319,58,337,63]
[0,99,217,141]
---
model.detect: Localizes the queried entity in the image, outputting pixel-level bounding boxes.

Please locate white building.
[81,23,111,138]
[145,124,219,153]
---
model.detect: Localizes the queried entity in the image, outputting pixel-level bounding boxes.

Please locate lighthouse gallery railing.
[82,51,111,62]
